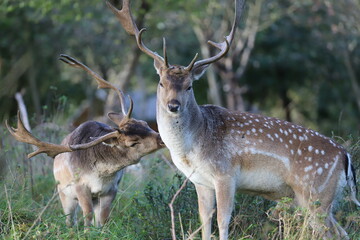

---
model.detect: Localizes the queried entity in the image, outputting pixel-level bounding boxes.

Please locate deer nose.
[168,100,181,113]
[157,134,165,147]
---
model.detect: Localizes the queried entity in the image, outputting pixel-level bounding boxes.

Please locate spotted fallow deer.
[6,54,164,227]
[107,0,360,239]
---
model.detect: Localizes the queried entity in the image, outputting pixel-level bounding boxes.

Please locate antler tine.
[163,38,169,68]
[59,54,128,116]
[106,0,167,67]
[184,53,198,72]
[191,0,245,70]
[125,95,134,119]
[6,111,73,158]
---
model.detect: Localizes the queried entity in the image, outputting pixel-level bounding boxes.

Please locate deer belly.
[236,169,293,200]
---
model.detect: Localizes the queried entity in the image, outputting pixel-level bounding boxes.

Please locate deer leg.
[323,209,349,240]
[58,189,78,227]
[93,198,100,226]
[215,179,236,240]
[194,183,215,240]
[94,189,117,227]
[75,185,93,227]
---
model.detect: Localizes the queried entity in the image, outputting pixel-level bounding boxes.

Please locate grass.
[1,121,360,240]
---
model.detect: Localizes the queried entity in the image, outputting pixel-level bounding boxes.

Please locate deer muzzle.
[157,134,165,147]
[167,99,181,113]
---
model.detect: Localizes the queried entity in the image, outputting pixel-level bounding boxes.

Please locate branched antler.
[188,0,246,71]
[59,54,133,120]
[6,111,120,158]
[6,111,72,158]
[106,0,166,67]
[106,0,246,72]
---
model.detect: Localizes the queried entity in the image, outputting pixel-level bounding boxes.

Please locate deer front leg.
[215,179,236,240]
[58,188,78,227]
[75,185,93,227]
[94,189,117,227]
[194,183,215,240]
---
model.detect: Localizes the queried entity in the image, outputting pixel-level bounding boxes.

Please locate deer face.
[107,113,164,158]
[156,65,196,115]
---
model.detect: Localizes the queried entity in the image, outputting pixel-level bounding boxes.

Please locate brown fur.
[54,120,163,227]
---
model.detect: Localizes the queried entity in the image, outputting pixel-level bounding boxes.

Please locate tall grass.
[1,120,359,239]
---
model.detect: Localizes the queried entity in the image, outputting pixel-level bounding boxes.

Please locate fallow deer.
[6,54,164,227]
[108,0,360,239]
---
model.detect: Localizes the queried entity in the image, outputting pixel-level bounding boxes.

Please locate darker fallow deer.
[107,0,360,239]
[6,54,164,227]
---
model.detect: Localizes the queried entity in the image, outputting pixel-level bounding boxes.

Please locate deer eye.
[159,82,164,88]
[130,142,139,147]
[186,86,192,91]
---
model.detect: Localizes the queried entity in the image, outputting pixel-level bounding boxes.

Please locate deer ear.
[154,59,163,75]
[107,112,125,126]
[192,64,210,80]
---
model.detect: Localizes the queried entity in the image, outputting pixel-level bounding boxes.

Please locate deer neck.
[156,97,204,156]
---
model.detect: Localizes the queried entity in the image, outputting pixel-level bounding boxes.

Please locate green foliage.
[0,0,359,137]
[245,0,360,136]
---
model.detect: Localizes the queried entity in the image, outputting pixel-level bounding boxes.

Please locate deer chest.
[171,152,216,189]
[81,170,124,196]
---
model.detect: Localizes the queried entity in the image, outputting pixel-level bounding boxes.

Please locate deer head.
[59,55,164,157]
[106,0,245,115]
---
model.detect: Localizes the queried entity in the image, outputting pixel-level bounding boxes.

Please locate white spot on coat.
[304,165,313,172]
[297,149,302,155]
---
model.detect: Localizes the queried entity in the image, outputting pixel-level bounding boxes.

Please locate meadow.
[1,113,359,240]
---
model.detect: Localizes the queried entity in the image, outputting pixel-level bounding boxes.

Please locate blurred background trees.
[1,0,359,138]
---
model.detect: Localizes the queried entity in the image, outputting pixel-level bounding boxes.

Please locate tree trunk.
[193,25,223,106]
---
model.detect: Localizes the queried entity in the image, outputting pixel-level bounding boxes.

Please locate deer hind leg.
[75,185,93,227]
[306,206,349,240]
[320,171,349,239]
[58,187,78,227]
[325,211,349,240]
[215,179,236,240]
[94,189,117,227]
[194,183,215,240]
[293,188,349,239]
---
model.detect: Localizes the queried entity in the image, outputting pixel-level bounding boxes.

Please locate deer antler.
[6,111,121,159]
[186,0,246,71]
[59,54,133,120]
[105,0,167,68]
[6,111,72,158]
